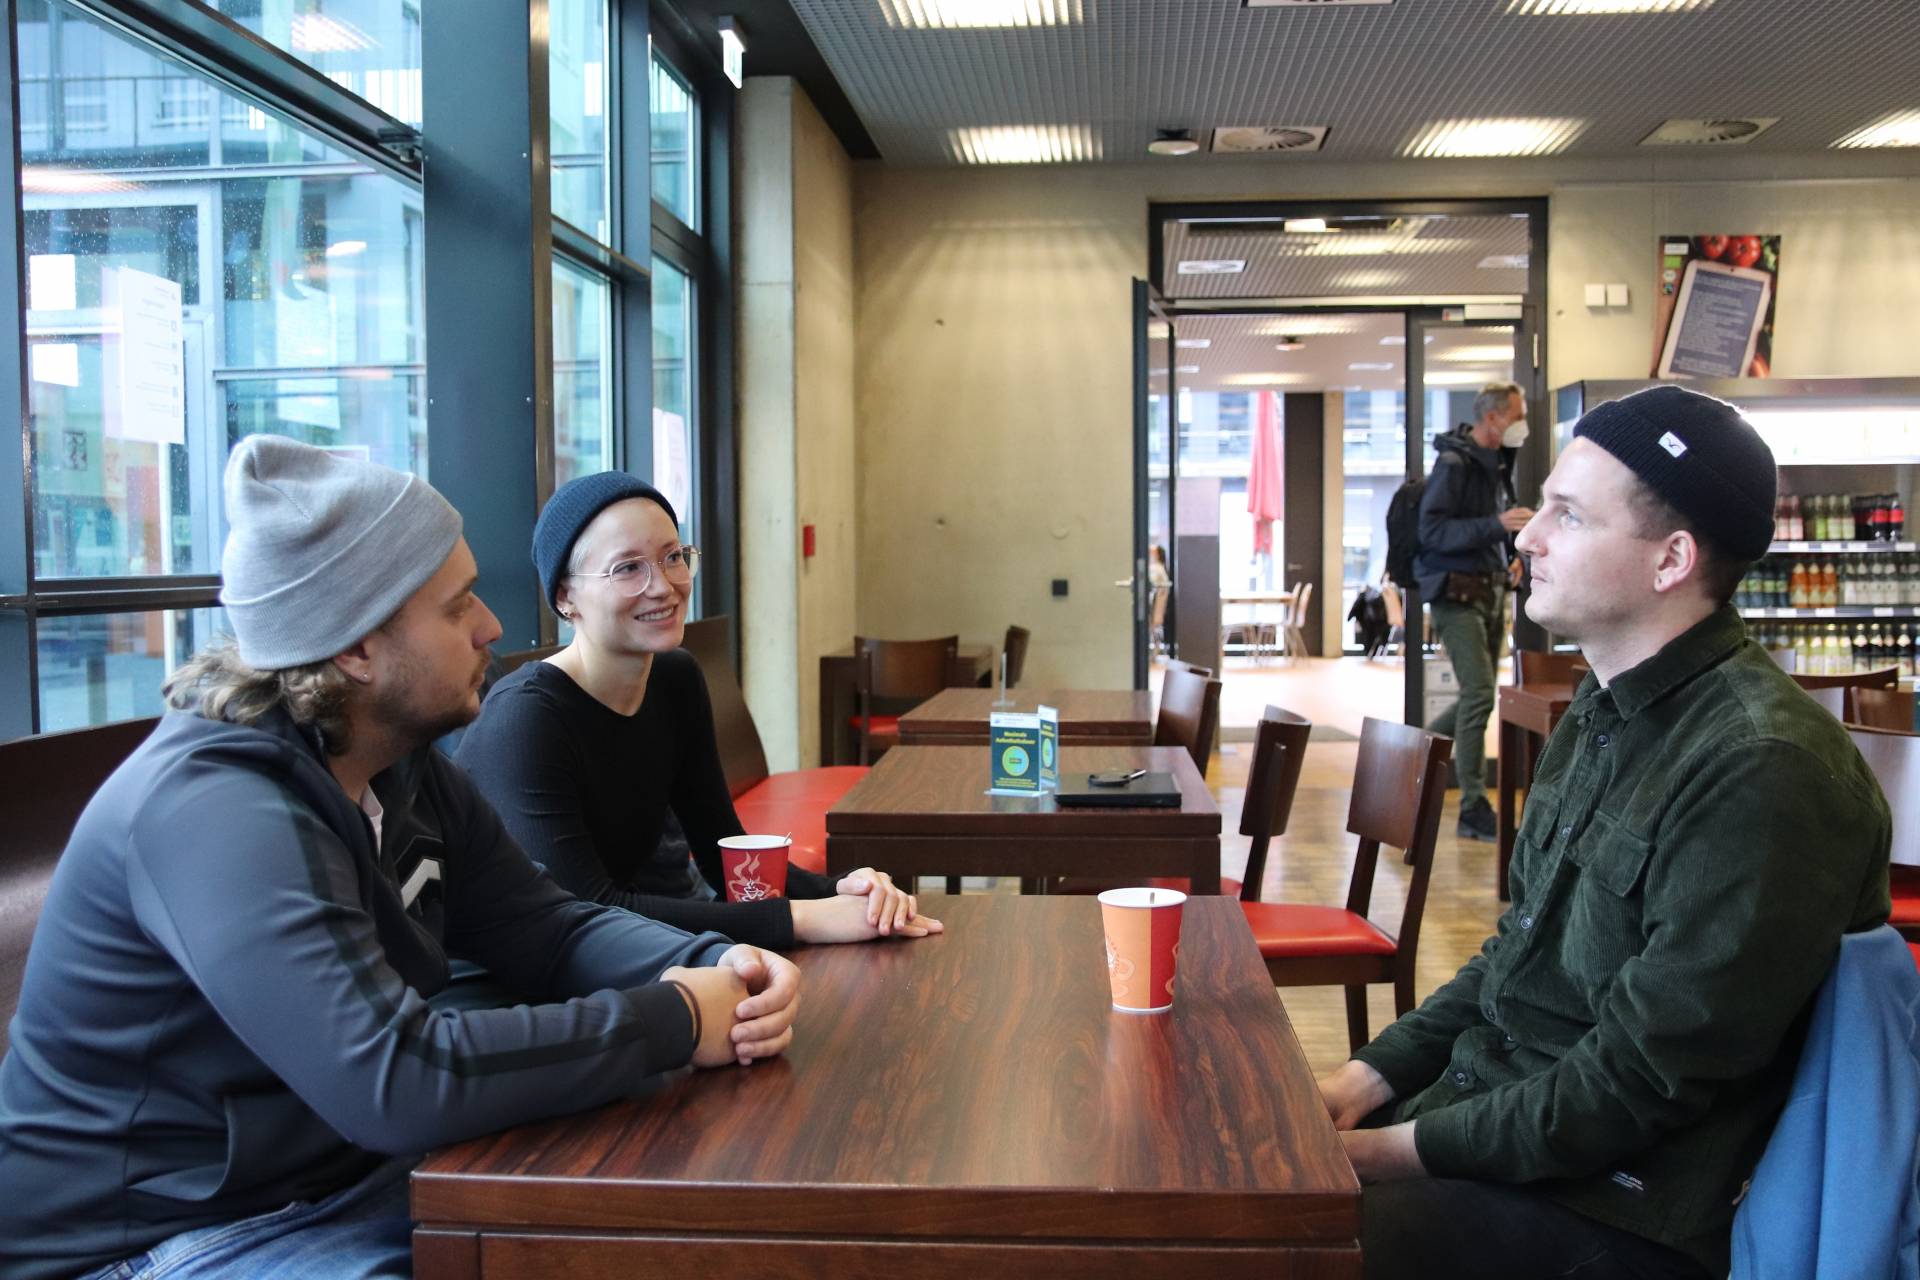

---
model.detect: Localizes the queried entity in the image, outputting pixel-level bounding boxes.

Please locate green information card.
[989,712,1042,794]
[1038,704,1059,790]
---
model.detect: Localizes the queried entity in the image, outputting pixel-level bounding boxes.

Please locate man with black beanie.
[1318,386,1891,1278]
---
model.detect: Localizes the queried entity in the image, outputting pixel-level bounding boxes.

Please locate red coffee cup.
[1098,887,1185,1012]
[718,835,790,903]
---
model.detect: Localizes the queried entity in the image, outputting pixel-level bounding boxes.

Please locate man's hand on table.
[836,867,945,939]
[665,944,803,1067]
[1317,1059,1394,1130]
[1340,1123,1426,1183]
[792,892,944,944]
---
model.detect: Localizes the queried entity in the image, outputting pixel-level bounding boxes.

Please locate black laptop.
[1052,770,1184,809]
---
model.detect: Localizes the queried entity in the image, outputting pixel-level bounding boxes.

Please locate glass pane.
[19,0,426,580]
[36,607,229,732]
[549,0,608,241]
[650,256,694,544]
[552,258,612,488]
[202,0,423,126]
[649,52,695,229]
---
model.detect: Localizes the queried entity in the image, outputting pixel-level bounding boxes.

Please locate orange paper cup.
[718,835,790,903]
[1098,887,1185,1013]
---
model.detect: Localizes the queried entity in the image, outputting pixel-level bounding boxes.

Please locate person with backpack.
[1413,382,1534,841]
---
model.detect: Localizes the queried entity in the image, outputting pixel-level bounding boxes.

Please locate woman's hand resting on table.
[790,868,945,944]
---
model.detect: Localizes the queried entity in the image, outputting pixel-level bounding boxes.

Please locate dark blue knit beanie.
[1573,385,1776,562]
[532,472,678,613]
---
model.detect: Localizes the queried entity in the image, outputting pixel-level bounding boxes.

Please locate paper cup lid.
[718,834,792,850]
[1097,886,1186,909]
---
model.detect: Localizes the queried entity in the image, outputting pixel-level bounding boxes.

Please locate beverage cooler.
[1552,378,1920,686]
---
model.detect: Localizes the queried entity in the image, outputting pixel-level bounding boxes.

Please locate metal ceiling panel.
[784,0,1920,166]
[1163,212,1529,299]
[1149,312,1517,395]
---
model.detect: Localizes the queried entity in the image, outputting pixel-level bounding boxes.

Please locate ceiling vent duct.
[1209,125,1330,155]
[1640,117,1778,146]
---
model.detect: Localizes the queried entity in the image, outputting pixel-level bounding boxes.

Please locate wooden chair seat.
[854,635,958,766]
[1242,903,1397,959]
[846,713,901,736]
[735,766,869,805]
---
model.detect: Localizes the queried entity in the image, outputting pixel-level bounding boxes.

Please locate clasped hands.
[665,943,801,1068]
[1317,1058,1426,1184]
[790,867,944,944]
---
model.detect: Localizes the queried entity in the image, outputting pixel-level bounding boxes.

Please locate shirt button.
[1483,1003,1497,1022]
[1520,914,1534,930]
[1560,825,1574,840]
[1453,1071,1470,1086]
[1596,733,1611,747]
[1504,1034,1518,1048]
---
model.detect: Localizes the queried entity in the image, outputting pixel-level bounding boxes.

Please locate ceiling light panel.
[1508,0,1710,12]
[1403,117,1586,157]
[1176,259,1247,275]
[1222,372,1311,387]
[946,125,1098,164]
[880,0,1081,27]
[1834,111,1920,149]
[1436,344,1516,363]
[1250,317,1366,336]
[1175,338,1212,349]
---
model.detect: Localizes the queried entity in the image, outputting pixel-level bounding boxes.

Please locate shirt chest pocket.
[1556,809,1655,1005]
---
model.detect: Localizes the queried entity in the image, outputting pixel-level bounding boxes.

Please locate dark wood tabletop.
[1496,682,1576,901]
[411,895,1361,1279]
[826,746,1223,893]
[897,687,1154,746]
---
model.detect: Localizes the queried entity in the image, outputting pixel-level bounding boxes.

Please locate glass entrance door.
[1132,279,1175,688]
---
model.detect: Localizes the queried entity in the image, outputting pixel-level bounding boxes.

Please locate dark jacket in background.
[1415,426,1514,601]
[0,708,729,1280]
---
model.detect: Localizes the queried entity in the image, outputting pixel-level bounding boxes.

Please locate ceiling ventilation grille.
[1640,117,1778,146]
[1210,126,1330,154]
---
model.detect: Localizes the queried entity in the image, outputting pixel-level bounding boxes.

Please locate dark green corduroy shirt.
[1355,607,1891,1273]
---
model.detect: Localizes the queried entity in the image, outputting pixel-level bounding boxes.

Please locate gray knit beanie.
[219,436,463,669]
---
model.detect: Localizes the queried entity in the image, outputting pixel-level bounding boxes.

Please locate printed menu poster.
[1652,234,1781,378]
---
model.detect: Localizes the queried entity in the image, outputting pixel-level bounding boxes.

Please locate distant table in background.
[1220,590,1300,662]
[827,745,1221,893]
[897,687,1153,747]
[818,642,994,766]
[1497,682,1575,901]
[411,895,1360,1279]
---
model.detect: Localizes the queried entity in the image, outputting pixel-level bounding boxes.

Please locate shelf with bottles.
[1771,490,1906,544]
[1742,606,1920,619]
[1771,541,1917,554]
[1736,552,1920,612]
[1751,620,1919,682]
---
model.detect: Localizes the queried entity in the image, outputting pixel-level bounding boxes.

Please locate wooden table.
[827,745,1222,894]
[819,643,995,766]
[1496,682,1575,901]
[411,895,1361,1279]
[897,687,1154,747]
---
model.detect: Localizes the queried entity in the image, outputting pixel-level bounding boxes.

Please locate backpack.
[1384,477,1425,590]
[1347,587,1392,657]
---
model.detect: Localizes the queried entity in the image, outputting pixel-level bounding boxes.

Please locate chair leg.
[1344,986,1370,1055]
[1394,972,1416,1019]
[945,876,962,895]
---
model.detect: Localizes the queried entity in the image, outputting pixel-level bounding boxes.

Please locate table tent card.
[1038,704,1059,790]
[989,712,1042,794]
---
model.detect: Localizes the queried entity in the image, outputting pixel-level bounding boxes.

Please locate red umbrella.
[1247,390,1284,554]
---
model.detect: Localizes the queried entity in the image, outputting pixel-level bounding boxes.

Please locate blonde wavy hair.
[163,641,356,755]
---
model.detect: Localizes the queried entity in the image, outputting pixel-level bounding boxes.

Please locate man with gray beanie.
[1319,386,1890,1279]
[0,436,800,1280]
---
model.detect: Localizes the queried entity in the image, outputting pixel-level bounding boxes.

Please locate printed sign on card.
[1038,705,1059,790]
[989,712,1042,795]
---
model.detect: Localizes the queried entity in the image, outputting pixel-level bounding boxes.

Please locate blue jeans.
[81,1157,415,1280]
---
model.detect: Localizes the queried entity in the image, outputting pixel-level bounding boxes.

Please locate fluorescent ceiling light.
[1479,254,1529,269]
[1147,322,1170,339]
[1222,372,1310,387]
[1175,338,1212,349]
[948,125,1097,164]
[21,167,140,194]
[1348,362,1395,372]
[1403,117,1586,158]
[325,240,368,259]
[1424,369,1506,386]
[1834,110,1920,149]
[1508,0,1710,11]
[1379,335,1434,345]
[290,13,374,52]
[1274,341,1303,351]
[1176,364,1201,374]
[1437,345,1515,363]
[1283,218,1329,234]
[1250,316,1364,336]
[1337,270,1401,289]
[1176,259,1246,275]
[880,0,1082,27]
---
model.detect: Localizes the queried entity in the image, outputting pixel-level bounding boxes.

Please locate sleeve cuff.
[785,866,837,900]
[1410,1101,1480,1180]
[629,980,700,1075]
[1352,1040,1442,1104]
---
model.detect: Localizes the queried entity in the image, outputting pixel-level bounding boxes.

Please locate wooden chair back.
[1002,625,1031,689]
[1237,706,1314,903]
[1849,725,1920,869]
[853,635,958,764]
[1514,650,1585,688]
[680,615,771,798]
[0,716,159,1055]
[1792,667,1900,691]
[1850,685,1916,734]
[1154,661,1222,774]
[1344,716,1453,963]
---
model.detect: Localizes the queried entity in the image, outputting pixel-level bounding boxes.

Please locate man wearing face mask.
[1415,382,1535,842]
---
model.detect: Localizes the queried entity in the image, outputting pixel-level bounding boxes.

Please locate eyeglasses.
[569,546,700,597]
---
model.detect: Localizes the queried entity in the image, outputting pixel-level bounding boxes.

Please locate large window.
[206,1,423,125]
[650,254,693,535]
[36,607,229,732]
[649,50,695,229]
[549,0,607,239]
[553,257,612,488]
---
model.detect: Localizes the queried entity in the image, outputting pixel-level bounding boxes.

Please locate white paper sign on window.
[652,407,691,521]
[101,265,186,446]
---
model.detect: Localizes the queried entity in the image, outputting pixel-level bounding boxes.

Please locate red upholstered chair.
[1242,716,1452,1053]
[851,635,958,766]
[682,617,871,877]
[1910,942,1920,974]
[1848,725,1920,944]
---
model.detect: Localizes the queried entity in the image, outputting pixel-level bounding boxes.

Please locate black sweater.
[455,651,834,951]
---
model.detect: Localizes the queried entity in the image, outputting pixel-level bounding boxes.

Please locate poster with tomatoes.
[1652,234,1780,378]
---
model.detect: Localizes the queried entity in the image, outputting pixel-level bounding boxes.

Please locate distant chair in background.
[1804,686,1849,720]
[1850,685,1916,733]
[851,635,958,766]
[1848,725,1920,943]
[1154,660,1222,776]
[1792,667,1900,692]
[1513,650,1586,688]
[1280,582,1313,661]
[1001,625,1031,690]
